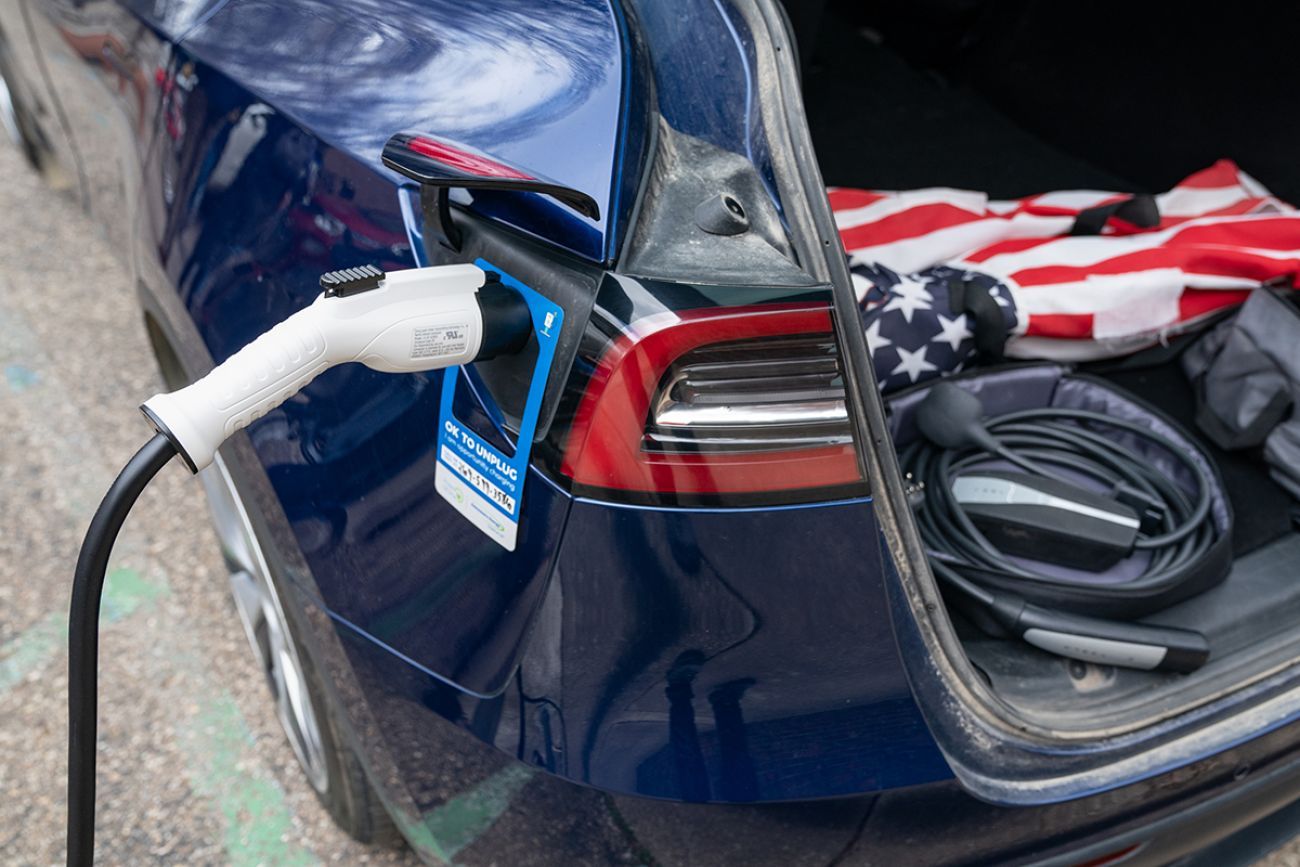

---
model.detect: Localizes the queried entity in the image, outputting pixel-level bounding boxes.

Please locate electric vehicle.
[11,0,1300,863]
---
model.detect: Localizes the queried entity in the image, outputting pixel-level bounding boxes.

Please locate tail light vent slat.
[560,303,866,504]
[649,333,850,454]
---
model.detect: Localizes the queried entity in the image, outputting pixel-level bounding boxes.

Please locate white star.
[880,279,933,323]
[890,345,938,383]
[864,317,892,354]
[851,271,877,303]
[932,313,973,351]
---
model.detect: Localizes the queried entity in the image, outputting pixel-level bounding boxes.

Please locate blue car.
[9,0,1300,862]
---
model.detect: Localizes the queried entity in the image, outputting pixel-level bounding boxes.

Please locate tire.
[147,324,398,845]
[201,451,401,845]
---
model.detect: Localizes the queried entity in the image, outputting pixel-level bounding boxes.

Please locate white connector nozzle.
[141,263,525,472]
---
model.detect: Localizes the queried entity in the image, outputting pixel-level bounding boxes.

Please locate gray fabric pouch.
[1183,289,1300,497]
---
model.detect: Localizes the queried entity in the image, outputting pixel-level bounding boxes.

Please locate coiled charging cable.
[900,382,1222,673]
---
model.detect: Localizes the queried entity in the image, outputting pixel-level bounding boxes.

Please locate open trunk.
[796,1,1300,740]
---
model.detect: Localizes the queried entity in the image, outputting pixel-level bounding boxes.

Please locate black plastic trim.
[139,402,197,474]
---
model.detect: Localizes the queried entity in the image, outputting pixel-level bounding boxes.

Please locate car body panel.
[139,37,592,703]
[629,0,785,218]
[524,498,950,801]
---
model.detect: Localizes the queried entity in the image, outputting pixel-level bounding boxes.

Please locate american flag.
[833,160,1300,391]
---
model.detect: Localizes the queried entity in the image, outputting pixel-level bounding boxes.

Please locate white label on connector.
[412,323,468,359]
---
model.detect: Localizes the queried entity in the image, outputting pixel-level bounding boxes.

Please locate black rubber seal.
[139,403,197,474]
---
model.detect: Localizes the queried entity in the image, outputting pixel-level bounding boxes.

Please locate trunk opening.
[797,0,1300,737]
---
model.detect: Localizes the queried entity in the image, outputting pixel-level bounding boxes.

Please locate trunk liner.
[802,21,1135,196]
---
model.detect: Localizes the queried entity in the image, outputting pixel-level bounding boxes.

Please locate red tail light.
[405,136,535,180]
[561,304,864,501]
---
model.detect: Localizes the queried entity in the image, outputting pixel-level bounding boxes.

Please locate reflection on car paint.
[180,0,625,261]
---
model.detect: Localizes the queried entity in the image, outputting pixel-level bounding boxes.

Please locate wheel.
[198,450,399,845]
[147,302,395,841]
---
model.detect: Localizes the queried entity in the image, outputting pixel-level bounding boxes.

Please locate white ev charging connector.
[142,262,530,472]
[67,263,533,867]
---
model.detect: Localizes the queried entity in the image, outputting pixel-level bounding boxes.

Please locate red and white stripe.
[833,160,1298,359]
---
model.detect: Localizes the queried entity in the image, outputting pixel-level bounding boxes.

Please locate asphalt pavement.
[2,135,1300,866]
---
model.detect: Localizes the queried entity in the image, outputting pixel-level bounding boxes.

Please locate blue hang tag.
[434,259,562,551]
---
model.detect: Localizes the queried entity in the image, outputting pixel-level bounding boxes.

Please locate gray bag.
[1183,289,1300,498]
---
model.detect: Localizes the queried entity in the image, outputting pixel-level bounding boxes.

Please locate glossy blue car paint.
[536,499,951,800]
[18,0,1300,861]
[179,0,629,262]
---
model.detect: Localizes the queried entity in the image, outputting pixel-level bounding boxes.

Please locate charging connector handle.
[141,263,521,472]
[989,592,1210,673]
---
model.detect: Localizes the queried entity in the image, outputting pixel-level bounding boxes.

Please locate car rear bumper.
[321,576,1300,865]
[826,716,1300,866]
[1036,744,1300,867]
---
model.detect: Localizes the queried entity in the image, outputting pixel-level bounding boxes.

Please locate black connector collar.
[474,271,533,360]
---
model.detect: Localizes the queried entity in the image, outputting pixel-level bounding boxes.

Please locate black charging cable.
[67,434,177,867]
[901,383,1218,672]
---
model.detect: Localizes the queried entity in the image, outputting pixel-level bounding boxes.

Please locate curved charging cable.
[66,263,532,866]
[67,433,175,867]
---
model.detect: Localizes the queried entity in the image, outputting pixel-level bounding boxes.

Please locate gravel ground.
[0,138,421,864]
[3,128,1300,866]
[1273,840,1300,866]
